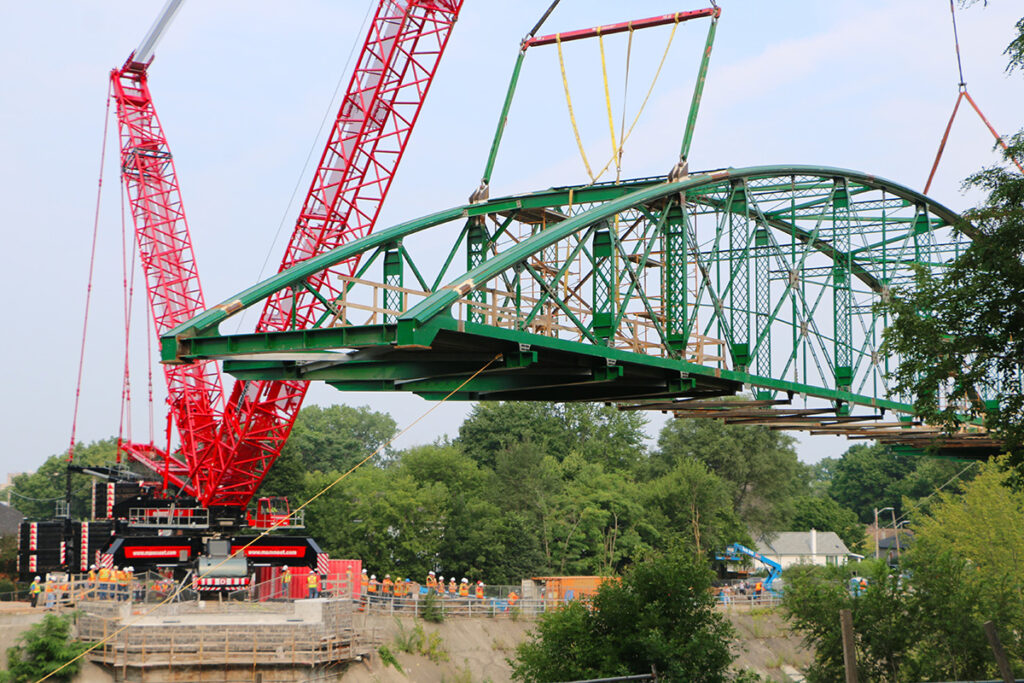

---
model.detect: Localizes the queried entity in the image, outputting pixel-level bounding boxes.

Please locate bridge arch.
[164,166,995,456]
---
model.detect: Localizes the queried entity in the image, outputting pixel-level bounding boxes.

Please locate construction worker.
[754,580,764,600]
[281,566,292,599]
[458,578,470,598]
[368,574,379,604]
[29,577,41,607]
[448,577,457,595]
[426,570,437,592]
[437,575,446,595]
[475,581,485,600]
[307,571,319,599]
[44,577,56,609]
[393,577,403,599]
[507,590,519,608]
[382,574,394,601]
[97,565,111,600]
[87,565,98,600]
[360,569,369,600]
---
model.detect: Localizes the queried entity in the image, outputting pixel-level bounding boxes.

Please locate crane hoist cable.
[556,16,681,186]
[924,0,1023,193]
[67,87,113,464]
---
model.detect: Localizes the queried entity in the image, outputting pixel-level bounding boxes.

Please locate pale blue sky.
[1,1,1021,479]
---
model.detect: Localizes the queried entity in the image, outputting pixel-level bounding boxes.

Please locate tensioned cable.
[36,352,502,683]
[235,0,377,334]
[893,459,979,526]
[67,84,113,463]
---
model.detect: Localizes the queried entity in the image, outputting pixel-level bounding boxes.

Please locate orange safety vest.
[448,579,457,594]
[508,591,519,606]
[475,584,484,599]
[282,571,292,585]
[98,568,110,581]
[368,579,378,593]
[426,575,436,590]
[755,582,763,592]
[382,578,393,595]
[361,575,369,592]
[458,582,469,597]
[307,573,318,589]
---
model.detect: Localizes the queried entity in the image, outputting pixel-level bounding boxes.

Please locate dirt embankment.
[345,608,811,683]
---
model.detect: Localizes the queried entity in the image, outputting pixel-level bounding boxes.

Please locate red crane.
[113,0,464,511]
[110,0,225,497]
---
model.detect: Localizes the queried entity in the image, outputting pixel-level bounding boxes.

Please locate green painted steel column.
[383,243,404,324]
[729,181,751,370]
[480,50,527,189]
[679,15,719,166]
[466,220,488,324]
[832,179,853,389]
[754,226,771,378]
[592,226,616,342]
[664,199,688,354]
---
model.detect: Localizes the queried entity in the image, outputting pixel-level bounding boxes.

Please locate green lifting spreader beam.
[477,6,722,195]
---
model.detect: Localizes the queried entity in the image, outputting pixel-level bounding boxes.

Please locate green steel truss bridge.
[161,165,1000,458]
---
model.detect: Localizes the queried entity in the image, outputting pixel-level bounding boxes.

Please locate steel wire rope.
[924,0,1023,192]
[234,0,377,334]
[893,459,979,526]
[35,352,502,683]
[67,84,114,463]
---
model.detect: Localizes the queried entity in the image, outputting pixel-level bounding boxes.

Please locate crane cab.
[246,497,303,529]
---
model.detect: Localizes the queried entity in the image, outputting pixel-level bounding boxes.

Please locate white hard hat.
[90,564,97,570]
[127,566,134,572]
[438,575,444,580]
[34,576,40,581]
[371,574,376,580]
[429,571,435,576]
[385,574,390,578]
[462,578,468,583]
[362,568,367,574]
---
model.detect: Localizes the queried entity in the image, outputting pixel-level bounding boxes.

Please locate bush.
[511,549,734,682]
[421,589,444,623]
[0,614,88,682]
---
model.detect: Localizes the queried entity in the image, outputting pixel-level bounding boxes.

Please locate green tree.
[458,402,647,472]
[881,9,1024,469]
[826,443,916,523]
[654,419,804,532]
[511,549,735,682]
[908,459,1024,669]
[642,458,748,555]
[1,614,88,683]
[282,404,397,473]
[784,460,1024,681]
[12,439,120,519]
[790,495,865,551]
[783,560,917,683]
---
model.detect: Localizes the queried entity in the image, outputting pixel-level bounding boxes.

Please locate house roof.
[756,530,851,557]
[0,503,24,536]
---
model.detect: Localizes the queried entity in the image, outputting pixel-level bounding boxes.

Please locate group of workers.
[28,564,140,607]
[360,569,517,604]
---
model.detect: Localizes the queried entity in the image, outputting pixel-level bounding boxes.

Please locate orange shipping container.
[533,576,613,602]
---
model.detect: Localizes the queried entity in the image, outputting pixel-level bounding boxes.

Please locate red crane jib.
[113,0,464,509]
[111,65,226,498]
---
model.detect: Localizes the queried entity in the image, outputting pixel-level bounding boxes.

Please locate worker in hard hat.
[382,573,394,602]
[97,565,111,600]
[475,581,485,600]
[458,578,470,598]
[307,571,320,599]
[437,575,446,595]
[281,566,292,599]
[29,577,41,607]
[368,574,379,604]
[360,568,369,601]
[448,576,457,595]
[425,570,437,592]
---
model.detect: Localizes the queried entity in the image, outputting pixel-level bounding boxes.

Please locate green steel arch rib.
[162,165,999,458]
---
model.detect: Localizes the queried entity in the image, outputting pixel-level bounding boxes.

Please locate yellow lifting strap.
[557,15,681,186]
[556,32,596,182]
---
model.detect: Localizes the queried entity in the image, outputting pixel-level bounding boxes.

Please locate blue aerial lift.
[715,543,783,594]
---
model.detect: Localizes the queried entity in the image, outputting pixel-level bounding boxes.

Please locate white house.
[755,529,855,569]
